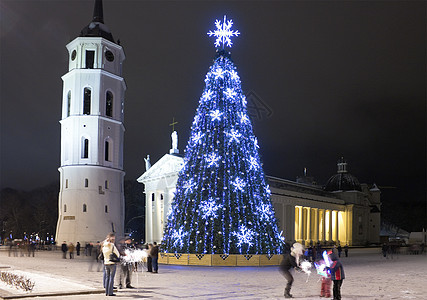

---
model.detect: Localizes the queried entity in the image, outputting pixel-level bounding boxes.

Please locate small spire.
[337,157,348,173]
[92,0,104,23]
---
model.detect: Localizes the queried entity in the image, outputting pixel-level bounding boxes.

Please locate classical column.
[314,208,319,242]
[306,207,311,245]
[321,209,326,242]
[329,210,332,242]
[335,210,339,243]
[146,192,153,243]
[298,206,303,243]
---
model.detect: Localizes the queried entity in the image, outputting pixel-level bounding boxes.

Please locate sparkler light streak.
[314,261,329,277]
[323,250,332,267]
[299,259,312,282]
[121,248,149,264]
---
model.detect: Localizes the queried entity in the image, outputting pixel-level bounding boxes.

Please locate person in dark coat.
[337,244,342,257]
[279,242,304,298]
[344,244,349,257]
[150,242,159,273]
[76,242,81,256]
[61,241,68,259]
[118,238,134,289]
[326,251,345,300]
[146,244,153,272]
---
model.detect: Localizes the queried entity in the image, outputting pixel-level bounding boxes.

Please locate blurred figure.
[147,244,153,272]
[326,251,345,300]
[68,242,75,259]
[337,244,342,258]
[118,238,134,289]
[279,242,304,298]
[382,243,388,258]
[76,242,81,256]
[319,259,331,298]
[102,233,120,296]
[344,244,349,257]
[150,242,159,273]
[61,241,68,259]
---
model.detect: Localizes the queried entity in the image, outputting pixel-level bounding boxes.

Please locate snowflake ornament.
[192,131,205,145]
[207,15,240,48]
[257,203,273,221]
[232,177,246,192]
[201,89,214,103]
[200,198,222,219]
[232,225,255,247]
[249,156,259,170]
[225,88,237,100]
[212,67,225,79]
[226,129,242,143]
[206,152,220,167]
[183,178,196,194]
[171,226,188,248]
[210,110,223,122]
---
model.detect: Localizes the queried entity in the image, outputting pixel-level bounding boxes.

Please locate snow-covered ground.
[0,247,426,299]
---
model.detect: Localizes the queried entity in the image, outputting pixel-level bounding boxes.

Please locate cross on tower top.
[169,117,178,132]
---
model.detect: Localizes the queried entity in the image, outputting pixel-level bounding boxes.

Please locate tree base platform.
[158,253,284,266]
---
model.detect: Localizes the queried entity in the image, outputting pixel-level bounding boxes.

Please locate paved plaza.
[0,247,426,299]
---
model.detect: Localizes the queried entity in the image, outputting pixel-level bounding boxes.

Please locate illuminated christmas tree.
[162,16,283,255]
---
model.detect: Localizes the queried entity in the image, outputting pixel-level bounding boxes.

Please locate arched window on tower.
[85,178,89,188]
[64,204,67,212]
[83,88,91,115]
[82,138,89,158]
[67,91,71,117]
[105,205,108,213]
[105,140,110,161]
[106,91,113,117]
[83,204,87,212]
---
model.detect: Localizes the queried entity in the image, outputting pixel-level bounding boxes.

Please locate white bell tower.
[56,0,126,244]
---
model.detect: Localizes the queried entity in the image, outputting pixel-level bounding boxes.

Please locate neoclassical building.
[138,135,381,247]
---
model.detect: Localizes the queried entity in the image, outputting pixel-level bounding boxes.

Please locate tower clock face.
[105,50,114,62]
[71,50,77,61]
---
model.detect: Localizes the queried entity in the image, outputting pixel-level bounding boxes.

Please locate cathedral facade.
[138,138,381,247]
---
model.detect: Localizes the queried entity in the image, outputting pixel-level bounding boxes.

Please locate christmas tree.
[162,16,283,255]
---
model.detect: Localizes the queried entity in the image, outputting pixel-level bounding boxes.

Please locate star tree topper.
[207,15,240,48]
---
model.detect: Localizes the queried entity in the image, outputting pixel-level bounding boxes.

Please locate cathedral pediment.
[137,154,184,183]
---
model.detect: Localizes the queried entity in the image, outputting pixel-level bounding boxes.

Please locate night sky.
[1,1,425,209]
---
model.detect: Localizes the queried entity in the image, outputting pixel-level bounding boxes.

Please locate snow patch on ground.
[0,269,96,295]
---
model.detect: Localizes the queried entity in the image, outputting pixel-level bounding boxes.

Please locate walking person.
[118,238,134,289]
[68,242,75,259]
[326,251,345,300]
[102,233,120,296]
[150,242,159,273]
[344,244,349,257]
[76,242,81,256]
[147,244,153,272]
[382,243,388,259]
[279,242,304,298]
[337,244,342,258]
[61,241,68,259]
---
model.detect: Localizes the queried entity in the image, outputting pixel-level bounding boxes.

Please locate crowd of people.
[280,242,346,300]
